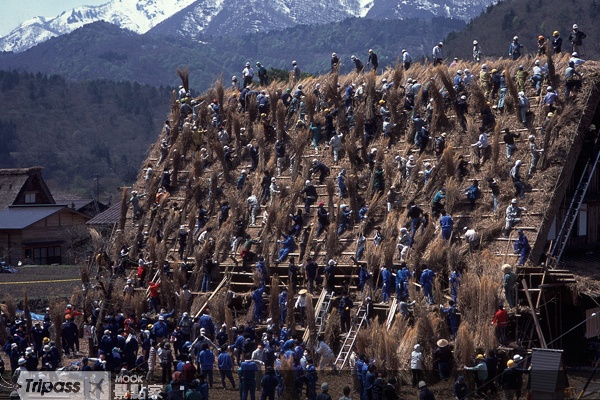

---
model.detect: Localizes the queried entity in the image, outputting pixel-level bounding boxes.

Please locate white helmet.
[232,75,237,81]
[241,169,247,174]
[528,135,535,141]
[340,204,347,209]
[271,177,276,182]
[457,70,463,75]
[351,55,356,60]
[464,68,470,73]
[513,36,519,41]
[328,259,335,266]
[547,86,553,91]
[573,24,578,29]
[305,180,311,186]
[409,155,415,161]
[535,60,540,65]
[473,40,478,45]
[371,148,377,153]
[312,158,318,163]
[245,62,250,67]
[572,52,579,57]
[481,64,487,69]
[292,60,297,65]
[332,52,337,57]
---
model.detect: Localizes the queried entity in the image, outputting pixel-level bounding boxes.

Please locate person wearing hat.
[418,380,436,399]
[12,358,27,384]
[337,204,353,236]
[432,42,444,66]
[565,60,583,99]
[514,228,531,267]
[330,52,340,72]
[568,24,586,54]
[548,29,562,53]
[411,344,425,387]
[528,135,544,177]
[472,39,483,62]
[510,158,525,197]
[301,179,318,214]
[517,90,530,127]
[500,359,521,398]
[434,339,452,380]
[255,61,268,86]
[479,64,492,98]
[465,354,489,396]
[242,62,254,88]
[431,187,446,219]
[504,198,526,237]
[508,36,523,60]
[295,289,308,327]
[291,60,301,82]
[316,202,330,238]
[367,48,378,72]
[531,59,546,96]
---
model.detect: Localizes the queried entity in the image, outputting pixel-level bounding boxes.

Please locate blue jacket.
[218,352,233,370]
[440,215,454,229]
[420,269,434,286]
[199,349,215,370]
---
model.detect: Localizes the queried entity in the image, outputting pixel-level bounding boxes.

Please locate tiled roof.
[86,202,121,226]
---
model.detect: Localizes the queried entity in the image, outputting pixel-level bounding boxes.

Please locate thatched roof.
[0,167,55,210]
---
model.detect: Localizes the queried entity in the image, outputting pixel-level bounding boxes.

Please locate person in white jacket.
[411,344,424,387]
[329,132,344,162]
[315,334,337,372]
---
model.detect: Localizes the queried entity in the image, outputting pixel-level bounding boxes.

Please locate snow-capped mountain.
[0,0,197,53]
[0,0,495,53]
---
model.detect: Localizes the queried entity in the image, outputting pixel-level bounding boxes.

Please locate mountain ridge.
[0,0,493,53]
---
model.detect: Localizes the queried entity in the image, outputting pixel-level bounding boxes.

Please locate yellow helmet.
[553,31,559,37]
[379,100,386,105]
[538,35,544,40]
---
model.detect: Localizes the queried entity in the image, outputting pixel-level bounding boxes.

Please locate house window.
[26,246,61,265]
[25,193,36,203]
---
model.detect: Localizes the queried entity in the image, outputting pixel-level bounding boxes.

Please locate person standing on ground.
[491,304,508,345]
[411,344,424,388]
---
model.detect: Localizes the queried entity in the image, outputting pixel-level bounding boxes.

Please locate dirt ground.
[0,265,81,307]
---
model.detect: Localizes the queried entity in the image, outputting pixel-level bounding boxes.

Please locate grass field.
[0,264,81,308]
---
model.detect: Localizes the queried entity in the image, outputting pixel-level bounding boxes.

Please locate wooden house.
[0,167,90,264]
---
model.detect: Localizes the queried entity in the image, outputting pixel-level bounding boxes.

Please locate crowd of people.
[1,26,595,400]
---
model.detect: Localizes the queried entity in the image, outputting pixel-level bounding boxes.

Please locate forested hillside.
[0,70,171,196]
[444,0,600,59]
[0,17,465,91]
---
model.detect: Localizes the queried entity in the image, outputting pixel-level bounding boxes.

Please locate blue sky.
[0,1,107,36]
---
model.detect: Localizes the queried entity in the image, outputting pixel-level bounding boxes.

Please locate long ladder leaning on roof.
[548,134,600,267]
[335,303,367,370]
[303,289,334,343]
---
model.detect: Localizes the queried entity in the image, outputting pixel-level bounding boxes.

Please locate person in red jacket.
[64,304,83,319]
[491,304,508,345]
[148,282,161,313]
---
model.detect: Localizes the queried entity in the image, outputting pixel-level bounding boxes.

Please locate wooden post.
[522,279,547,348]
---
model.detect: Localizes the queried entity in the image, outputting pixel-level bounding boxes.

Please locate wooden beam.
[522,279,547,348]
